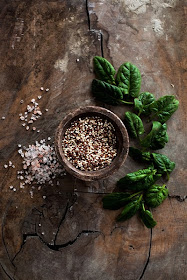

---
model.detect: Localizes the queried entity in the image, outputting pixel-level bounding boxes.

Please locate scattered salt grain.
[13,188,16,192]
[47,137,51,141]
[37,130,40,133]
[45,109,49,112]
[20,100,24,104]
[26,126,29,130]
[40,87,44,91]
[76,58,79,62]
[22,123,26,127]
[45,88,49,92]
[18,144,22,148]
[38,96,42,99]
[9,161,12,166]
[32,127,36,131]
[4,164,8,168]
[31,99,35,103]
[41,232,44,235]
[38,224,41,227]
[9,186,13,189]
[1,116,5,120]
[43,196,46,199]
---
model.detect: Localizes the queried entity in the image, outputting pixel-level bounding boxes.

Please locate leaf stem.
[166,172,170,181]
[120,100,134,105]
[130,191,142,198]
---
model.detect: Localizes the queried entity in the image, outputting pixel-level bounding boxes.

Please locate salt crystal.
[12,165,15,168]
[4,164,8,168]
[9,186,13,189]
[18,144,22,147]
[13,188,16,192]
[41,232,44,235]
[38,96,42,99]
[45,88,49,92]
[22,123,26,127]
[47,137,51,141]
[40,87,44,91]
[28,120,33,124]
[37,130,40,133]
[45,109,49,112]
[43,196,46,199]
[31,99,35,103]
[20,116,25,120]
[76,58,79,62]
[19,113,22,116]
[39,224,41,227]
[9,161,12,166]
[26,126,29,130]
[1,116,5,120]
[32,127,36,131]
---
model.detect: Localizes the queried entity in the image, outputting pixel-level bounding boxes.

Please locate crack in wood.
[138,228,152,280]
[54,202,69,245]
[0,262,14,280]
[12,230,102,260]
[2,200,15,268]
[168,194,187,202]
[86,0,104,57]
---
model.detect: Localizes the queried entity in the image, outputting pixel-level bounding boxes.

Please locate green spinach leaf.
[92,79,133,105]
[116,196,142,221]
[102,192,132,210]
[141,121,168,150]
[145,184,169,208]
[139,203,157,228]
[117,166,159,191]
[124,112,144,139]
[93,56,116,84]
[134,92,156,116]
[150,95,179,123]
[129,147,151,163]
[152,153,175,180]
[116,62,141,98]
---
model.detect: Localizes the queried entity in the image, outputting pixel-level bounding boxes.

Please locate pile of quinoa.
[62,116,117,171]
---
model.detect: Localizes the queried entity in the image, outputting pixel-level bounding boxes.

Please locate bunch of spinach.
[93,56,179,228]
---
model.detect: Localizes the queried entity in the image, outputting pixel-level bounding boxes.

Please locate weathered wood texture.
[0,0,186,279]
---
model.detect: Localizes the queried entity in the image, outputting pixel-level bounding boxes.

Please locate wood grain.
[0,0,186,279]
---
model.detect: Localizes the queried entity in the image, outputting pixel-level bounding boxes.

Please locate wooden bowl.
[55,106,129,181]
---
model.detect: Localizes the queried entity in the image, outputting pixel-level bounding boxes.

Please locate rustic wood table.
[0,1,186,279]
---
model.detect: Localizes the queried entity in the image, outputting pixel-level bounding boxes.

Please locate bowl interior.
[55,107,129,181]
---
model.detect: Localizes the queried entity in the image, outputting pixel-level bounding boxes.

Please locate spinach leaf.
[93,56,116,84]
[145,184,169,208]
[134,92,156,116]
[102,192,132,210]
[117,166,159,191]
[139,203,157,228]
[141,121,168,150]
[152,153,175,180]
[150,95,179,123]
[129,147,151,163]
[92,79,133,105]
[116,196,142,221]
[116,62,141,98]
[124,112,144,139]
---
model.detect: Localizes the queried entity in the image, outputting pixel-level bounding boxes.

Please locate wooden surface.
[0,0,186,279]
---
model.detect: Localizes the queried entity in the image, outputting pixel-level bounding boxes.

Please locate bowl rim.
[55,106,129,181]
